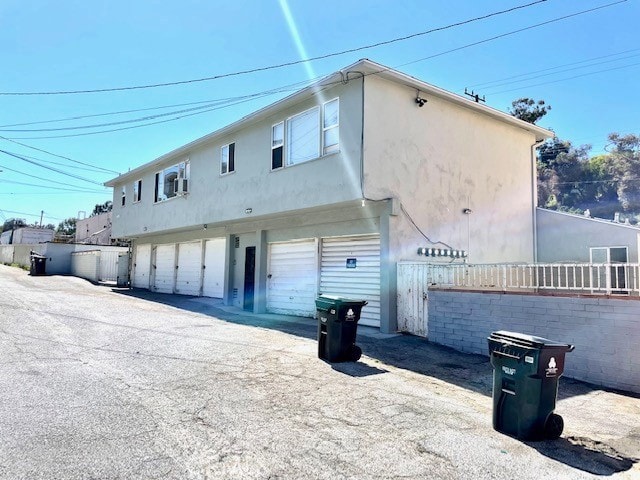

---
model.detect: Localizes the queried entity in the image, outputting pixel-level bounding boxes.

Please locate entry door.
[244,247,256,311]
[133,244,151,288]
[175,242,202,296]
[153,244,176,293]
[202,238,226,298]
[266,239,318,317]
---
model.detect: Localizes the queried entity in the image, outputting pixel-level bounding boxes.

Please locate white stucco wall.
[76,212,112,244]
[110,80,364,238]
[537,208,640,263]
[363,75,540,265]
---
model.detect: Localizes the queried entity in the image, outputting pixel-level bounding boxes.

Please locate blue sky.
[0,0,638,227]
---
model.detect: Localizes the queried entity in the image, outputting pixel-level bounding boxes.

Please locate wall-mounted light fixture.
[245,208,253,214]
[203,224,207,230]
[415,96,427,107]
[463,208,472,215]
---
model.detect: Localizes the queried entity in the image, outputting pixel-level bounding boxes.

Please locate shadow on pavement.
[527,436,638,476]
[330,362,389,378]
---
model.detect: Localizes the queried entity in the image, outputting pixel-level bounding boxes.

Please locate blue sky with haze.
[0,0,638,225]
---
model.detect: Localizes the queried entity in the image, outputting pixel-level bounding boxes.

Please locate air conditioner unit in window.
[174,178,188,195]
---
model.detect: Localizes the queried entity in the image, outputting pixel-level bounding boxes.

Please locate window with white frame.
[286,106,320,166]
[121,186,126,206]
[271,122,284,170]
[154,159,189,202]
[221,143,235,175]
[274,98,339,169]
[323,98,339,154]
[133,179,142,203]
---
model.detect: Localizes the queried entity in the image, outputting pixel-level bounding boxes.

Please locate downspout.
[531,138,545,263]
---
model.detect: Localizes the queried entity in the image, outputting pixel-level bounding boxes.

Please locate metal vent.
[234,236,240,248]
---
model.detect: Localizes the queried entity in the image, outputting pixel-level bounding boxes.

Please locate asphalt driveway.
[0,264,638,479]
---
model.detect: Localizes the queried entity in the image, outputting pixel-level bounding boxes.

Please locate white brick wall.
[428,290,640,394]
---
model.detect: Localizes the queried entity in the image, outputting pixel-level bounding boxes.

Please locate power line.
[0,209,64,221]
[466,48,640,89]
[0,179,106,193]
[398,1,628,69]
[0,149,106,185]
[0,162,102,190]
[0,0,550,96]
[0,135,120,175]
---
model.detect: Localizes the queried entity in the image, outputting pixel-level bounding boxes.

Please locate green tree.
[56,218,77,235]
[91,201,112,217]
[509,98,551,124]
[606,133,640,212]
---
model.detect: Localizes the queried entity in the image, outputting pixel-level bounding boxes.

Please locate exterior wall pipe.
[531,138,545,263]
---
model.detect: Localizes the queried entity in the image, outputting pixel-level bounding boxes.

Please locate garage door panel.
[133,244,151,289]
[153,245,175,294]
[320,235,381,327]
[203,238,226,298]
[175,242,202,296]
[267,240,317,317]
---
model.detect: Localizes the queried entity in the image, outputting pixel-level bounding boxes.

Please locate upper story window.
[221,143,235,175]
[323,99,339,155]
[133,179,142,203]
[273,98,339,170]
[121,186,126,207]
[155,159,189,202]
[271,122,284,170]
[287,106,320,166]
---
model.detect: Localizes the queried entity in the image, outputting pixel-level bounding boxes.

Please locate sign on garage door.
[202,238,226,298]
[267,239,318,317]
[175,242,202,296]
[133,244,151,289]
[320,235,381,327]
[153,244,176,294]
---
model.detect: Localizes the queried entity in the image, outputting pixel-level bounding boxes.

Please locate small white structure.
[0,227,55,245]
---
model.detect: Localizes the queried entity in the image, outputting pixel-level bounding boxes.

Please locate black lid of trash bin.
[489,330,574,351]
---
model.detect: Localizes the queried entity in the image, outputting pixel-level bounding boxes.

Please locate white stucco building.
[106,59,552,333]
[75,212,113,245]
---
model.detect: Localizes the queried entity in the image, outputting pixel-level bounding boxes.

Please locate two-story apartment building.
[106,59,552,333]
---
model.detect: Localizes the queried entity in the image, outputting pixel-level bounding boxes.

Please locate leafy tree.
[44,223,56,230]
[509,98,551,124]
[91,201,112,217]
[606,133,640,212]
[2,218,26,232]
[56,218,77,235]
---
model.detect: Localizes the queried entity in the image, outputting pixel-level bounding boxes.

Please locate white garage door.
[175,242,202,296]
[153,244,176,294]
[320,235,381,327]
[202,238,226,298]
[267,239,318,317]
[133,244,151,289]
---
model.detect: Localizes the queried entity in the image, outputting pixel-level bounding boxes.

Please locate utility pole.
[39,210,44,228]
[464,88,486,104]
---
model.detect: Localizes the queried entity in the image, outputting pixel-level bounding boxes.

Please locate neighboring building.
[0,227,55,245]
[75,212,113,245]
[106,59,552,333]
[537,208,640,263]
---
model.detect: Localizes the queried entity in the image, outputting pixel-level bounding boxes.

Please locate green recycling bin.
[488,331,574,440]
[316,295,367,362]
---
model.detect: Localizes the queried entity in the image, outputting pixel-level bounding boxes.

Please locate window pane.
[323,127,339,153]
[221,145,229,174]
[272,146,283,169]
[229,143,235,172]
[272,122,284,147]
[323,99,339,128]
[163,165,178,199]
[287,107,319,165]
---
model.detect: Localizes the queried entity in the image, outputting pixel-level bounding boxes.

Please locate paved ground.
[0,264,639,480]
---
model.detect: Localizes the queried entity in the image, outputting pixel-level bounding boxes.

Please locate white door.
[133,244,151,289]
[202,238,226,298]
[153,244,176,294]
[267,239,318,316]
[320,235,381,327]
[175,242,202,296]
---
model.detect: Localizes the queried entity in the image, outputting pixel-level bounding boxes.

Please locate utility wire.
[0,209,63,221]
[0,0,550,96]
[0,179,105,193]
[0,162,102,190]
[0,135,120,175]
[0,150,106,186]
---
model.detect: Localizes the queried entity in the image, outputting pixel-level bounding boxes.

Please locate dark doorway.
[243,246,256,311]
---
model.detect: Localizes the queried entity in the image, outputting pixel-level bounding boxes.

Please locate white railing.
[423,262,640,295]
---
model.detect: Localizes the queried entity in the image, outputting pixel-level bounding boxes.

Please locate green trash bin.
[316,295,367,362]
[488,331,574,440]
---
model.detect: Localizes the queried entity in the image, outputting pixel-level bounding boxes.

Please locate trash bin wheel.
[544,413,564,440]
[348,345,362,362]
